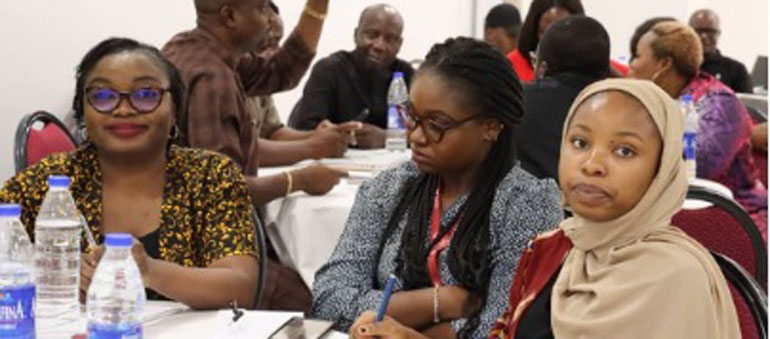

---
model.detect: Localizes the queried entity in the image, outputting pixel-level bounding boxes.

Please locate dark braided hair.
[375,37,524,337]
[72,37,185,131]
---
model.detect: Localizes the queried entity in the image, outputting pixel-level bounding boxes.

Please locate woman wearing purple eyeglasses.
[0,37,259,310]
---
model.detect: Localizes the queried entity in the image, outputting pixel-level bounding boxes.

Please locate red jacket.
[488,229,573,338]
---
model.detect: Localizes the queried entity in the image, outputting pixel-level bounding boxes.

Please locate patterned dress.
[681,72,767,239]
[311,162,563,337]
[0,144,258,269]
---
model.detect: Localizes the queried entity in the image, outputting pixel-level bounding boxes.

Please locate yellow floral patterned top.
[0,144,258,268]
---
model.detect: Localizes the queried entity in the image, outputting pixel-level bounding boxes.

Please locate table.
[142,301,347,338]
[77,301,347,338]
[261,149,411,288]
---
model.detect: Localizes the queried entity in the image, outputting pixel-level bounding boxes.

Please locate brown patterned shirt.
[0,144,257,268]
[162,27,314,176]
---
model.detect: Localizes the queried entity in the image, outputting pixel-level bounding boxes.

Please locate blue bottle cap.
[0,204,21,218]
[393,72,404,78]
[104,233,133,247]
[680,94,693,103]
[48,175,71,188]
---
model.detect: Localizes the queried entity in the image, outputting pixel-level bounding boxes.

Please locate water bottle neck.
[104,246,132,261]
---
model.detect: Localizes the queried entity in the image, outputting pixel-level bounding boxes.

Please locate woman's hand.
[350,311,428,339]
[79,246,105,303]
[439,285,479,321]
[130,239,155,287]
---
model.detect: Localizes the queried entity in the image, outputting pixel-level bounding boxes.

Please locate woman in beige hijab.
[345,78,739,338]
[487,78,740,339]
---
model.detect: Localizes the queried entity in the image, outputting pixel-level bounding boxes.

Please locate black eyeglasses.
[85,87,168,114]
[400,107,480,143]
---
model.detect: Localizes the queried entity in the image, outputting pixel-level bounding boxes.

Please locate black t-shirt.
[288,50,415,130]
[517,73,602,181]
[139,228,166,300]
[700,50,753,94]
[515,267,560,339]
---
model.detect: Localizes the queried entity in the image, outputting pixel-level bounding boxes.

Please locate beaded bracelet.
[285,171,294,196]
[433,285,441,324]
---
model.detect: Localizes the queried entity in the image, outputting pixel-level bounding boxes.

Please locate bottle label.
[88,323,143,339]
[683,132,697,159]
[0,283,34,338]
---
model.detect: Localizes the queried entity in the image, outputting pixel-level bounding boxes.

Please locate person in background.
[1,38,259,310]
[483,3,522,56]
[163,0,348,208]
[689,9,753,93]
[516,15,610,181]
[508,0,629,82]
[288,4,415,148]
[629,16,676,63]
[629,20,767,239]
[251,2,359,167]
[163,0,342,314]
[314,37,562,338]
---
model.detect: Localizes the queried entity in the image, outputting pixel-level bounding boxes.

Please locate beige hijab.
[551,79,740,339]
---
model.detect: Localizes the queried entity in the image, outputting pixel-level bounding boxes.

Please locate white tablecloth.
[97,301,346,338]
[261,150,411,288]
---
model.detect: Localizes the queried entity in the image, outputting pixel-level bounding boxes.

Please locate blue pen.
[376,275,397,322]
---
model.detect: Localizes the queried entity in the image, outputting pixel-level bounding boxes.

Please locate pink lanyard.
[427,185,458,286]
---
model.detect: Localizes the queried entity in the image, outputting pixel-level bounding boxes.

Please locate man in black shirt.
[689,9,753,93]
[288,4,414,148]
[516,16,609,181]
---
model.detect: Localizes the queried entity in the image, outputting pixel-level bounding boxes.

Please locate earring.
[169,124,180,140]
[651,70,662,82]
[79,127,88,142]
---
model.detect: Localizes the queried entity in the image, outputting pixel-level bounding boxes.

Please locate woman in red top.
[507,0,628,81]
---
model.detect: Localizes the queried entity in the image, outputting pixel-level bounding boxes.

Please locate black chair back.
[713,251,768,339]
[251,209,268,309]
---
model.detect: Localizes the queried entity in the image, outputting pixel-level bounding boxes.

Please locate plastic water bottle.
[386,72,408,151]
[34,175,82,338]
[681,95,699,182]
[0,204,35,338]
[87,233,145,339]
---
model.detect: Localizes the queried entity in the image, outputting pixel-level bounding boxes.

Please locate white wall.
[0,0,766,181]
[0,0,473,181]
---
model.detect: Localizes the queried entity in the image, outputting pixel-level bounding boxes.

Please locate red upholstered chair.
[712,252,767,339]
[14,111,77,173]
[672,186,767,287]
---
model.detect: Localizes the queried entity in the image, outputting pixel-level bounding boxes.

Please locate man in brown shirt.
[163,0,344,314]
[252,4,360,167]
[163,0,348,208]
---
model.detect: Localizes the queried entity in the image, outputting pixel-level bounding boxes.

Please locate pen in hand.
[376,274,398,322]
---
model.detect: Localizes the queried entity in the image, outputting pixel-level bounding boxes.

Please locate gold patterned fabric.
[0,144,257,268]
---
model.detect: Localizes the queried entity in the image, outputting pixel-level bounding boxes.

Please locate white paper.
[210,310,302,338]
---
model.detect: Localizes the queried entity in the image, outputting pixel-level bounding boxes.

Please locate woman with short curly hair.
[630,20,767,239]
